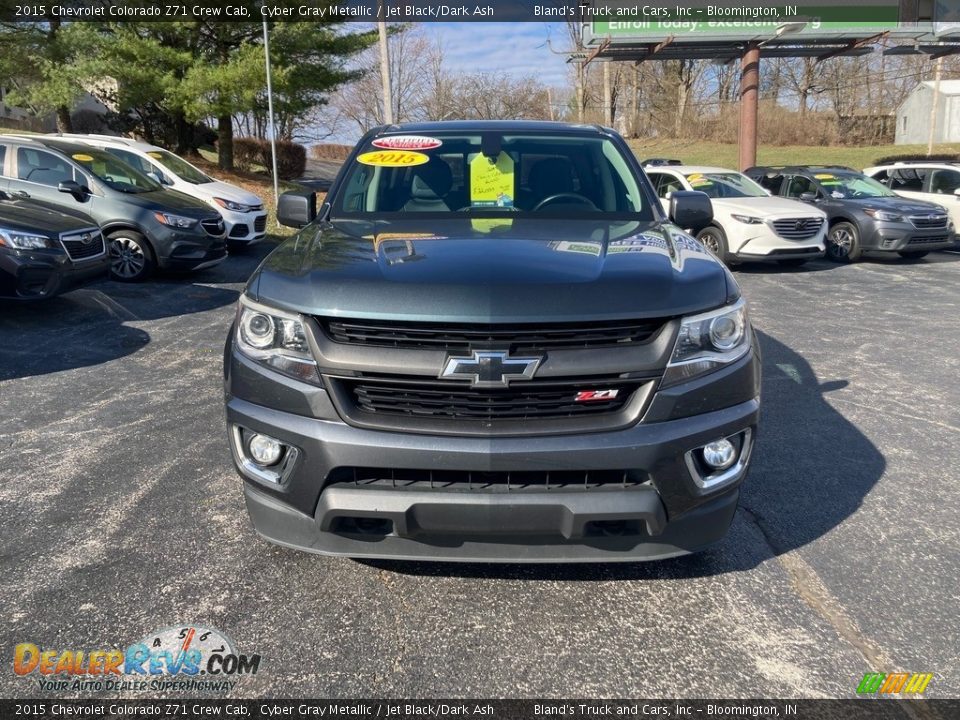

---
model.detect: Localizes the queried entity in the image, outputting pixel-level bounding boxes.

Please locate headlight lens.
[153,212,197,228]
[662,299,750,387]
[214,197,252,213]
[863,208,903,222]
[730,214,763,225]
[235,295,320,384]
[0,227,55,249]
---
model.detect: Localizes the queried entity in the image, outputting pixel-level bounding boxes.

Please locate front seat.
[403,159,453,212]
[528,157,576,207]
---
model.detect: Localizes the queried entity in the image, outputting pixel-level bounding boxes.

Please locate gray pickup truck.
[224,121,761,563]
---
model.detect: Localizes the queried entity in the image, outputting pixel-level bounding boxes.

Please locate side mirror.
[799,192,818,202]
[277,191,317,228]
[57,180,88,198]
[669,190,713,233]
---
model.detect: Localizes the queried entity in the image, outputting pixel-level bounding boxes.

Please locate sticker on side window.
[469,152,514,207]
[372,135,442,151]
[357,150,430,167]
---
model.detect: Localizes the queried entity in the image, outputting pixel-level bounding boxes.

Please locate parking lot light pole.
[738,42,760,172]
[263,19,279,205]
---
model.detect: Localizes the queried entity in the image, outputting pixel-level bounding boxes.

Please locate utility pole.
[927,55,943,156]
[603,61,612,126]
[262,19,279,205]
[739,42,760,171]
[378,17,393,124]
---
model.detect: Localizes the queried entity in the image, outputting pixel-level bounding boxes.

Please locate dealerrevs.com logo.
[14,625,261,693]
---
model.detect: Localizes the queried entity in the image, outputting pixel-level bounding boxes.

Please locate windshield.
[332,132,652,219]
[814,172,895,199]
[148,150,212,185]
[66,148,161,193]
[684,172,767,199]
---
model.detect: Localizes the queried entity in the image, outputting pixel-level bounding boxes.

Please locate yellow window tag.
[470,152,514,207]
[357,150,429,167]
[146,152,164,160]
[71,154,94,162]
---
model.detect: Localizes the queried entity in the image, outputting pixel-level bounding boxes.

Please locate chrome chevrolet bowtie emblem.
[440,350,542,388]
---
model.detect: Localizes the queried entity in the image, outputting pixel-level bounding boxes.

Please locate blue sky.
[419,22,569,86]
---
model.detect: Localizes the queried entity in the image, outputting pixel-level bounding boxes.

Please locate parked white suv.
[55,134,268,245]
[644,163,827,265]
[863,160,960,229]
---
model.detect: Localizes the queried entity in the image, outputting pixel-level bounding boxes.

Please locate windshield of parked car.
[65,147,162,193]
[148,150,213,185]
[684,172,767,199]
[332,132,653,219]
[814,172,896,199]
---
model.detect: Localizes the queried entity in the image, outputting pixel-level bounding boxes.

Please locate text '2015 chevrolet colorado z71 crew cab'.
[224,121,761,562]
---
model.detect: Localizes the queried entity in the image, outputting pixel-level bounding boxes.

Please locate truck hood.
[251,218,735,323]
[713,195,826,218]
[0,197,98,236]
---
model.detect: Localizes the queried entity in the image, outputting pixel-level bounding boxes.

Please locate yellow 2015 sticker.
[357,150,429,167]
[71,154,94,162]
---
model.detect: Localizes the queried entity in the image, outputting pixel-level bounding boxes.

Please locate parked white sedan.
[644,164,827,265]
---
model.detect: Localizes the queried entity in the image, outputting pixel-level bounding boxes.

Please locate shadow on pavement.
[360,329,886,581]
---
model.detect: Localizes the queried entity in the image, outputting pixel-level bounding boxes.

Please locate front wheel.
[696,225,733,265]
[826,222,862,263]
[898,250,929,260]
[108,230,155,282]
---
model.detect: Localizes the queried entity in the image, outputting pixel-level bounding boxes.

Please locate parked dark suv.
[1,136,226,281]
[746,165,955,261]
[224,121,761,562]
[0,193,109,300]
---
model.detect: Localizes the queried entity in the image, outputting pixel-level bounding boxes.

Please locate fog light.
[248,433,283,466]
[702,439,737,470]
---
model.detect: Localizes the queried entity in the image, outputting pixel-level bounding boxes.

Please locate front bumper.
[728,222,825,261]
[863,221,955,252]
[149,225,228,271]
[225,345,761,562]
[223,209,268,244]
[0,248,110,300]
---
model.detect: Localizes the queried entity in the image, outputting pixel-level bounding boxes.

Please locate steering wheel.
[533,193,597,211]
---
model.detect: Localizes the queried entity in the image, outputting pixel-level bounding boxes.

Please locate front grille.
[229,224,249,238]
[322,318,665,353]
[909,214,949,229]
[772,217,824,240]
[345,376,638,420]
[60,230,105,261]
[327,467,645,492]
[909,234,951,245]
[200,218,225,236]
[253,215,267,232]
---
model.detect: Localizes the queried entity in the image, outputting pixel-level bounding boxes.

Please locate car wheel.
[108,231,155,282]
[897,250,929,260]
[776,258,808,267]
[826,222,862,263]
[696,225,733,264]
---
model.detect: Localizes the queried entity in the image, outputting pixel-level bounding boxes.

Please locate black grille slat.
[200,218,225,236]
[909,215,948,229]
[909,234,951,244]
[254,216,267,232]
[61,231,105,261]
[328,467,643,492]
[772,217,824,240]
[348,378,635,420]
[322,318,665,352]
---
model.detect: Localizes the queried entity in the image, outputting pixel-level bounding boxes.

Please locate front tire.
[696,225,733,265]
[826,221,862,263]
[108,230,155,282]
[898,250,929,260]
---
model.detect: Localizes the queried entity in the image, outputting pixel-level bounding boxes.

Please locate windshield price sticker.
[372,135,442,151]
[470,152,515,207]
[357,150,430,168]
[71,154,94,162]
[814,173,836,180]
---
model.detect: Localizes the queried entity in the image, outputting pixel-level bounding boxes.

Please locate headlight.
[730,214,763,225]
[153,212,197,228]
[214,197,252,213]
[662,299,751,387]
[235,295,320,384]
[863,208,903,222]
[0,227,55,250]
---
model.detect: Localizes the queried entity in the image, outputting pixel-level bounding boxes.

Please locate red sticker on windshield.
[372,135,442,151]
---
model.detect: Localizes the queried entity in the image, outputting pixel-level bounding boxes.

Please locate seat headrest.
[529,158,575,197]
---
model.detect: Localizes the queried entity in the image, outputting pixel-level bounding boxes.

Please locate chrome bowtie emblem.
[440,350,542,387]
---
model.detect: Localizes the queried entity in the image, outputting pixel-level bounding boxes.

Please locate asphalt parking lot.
[2,244,959,699]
